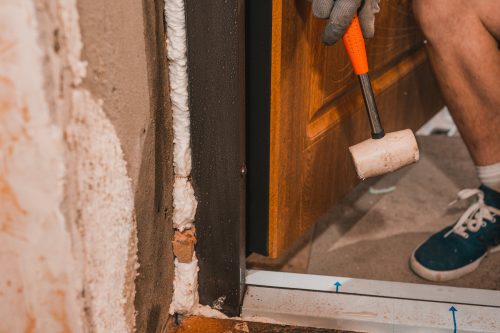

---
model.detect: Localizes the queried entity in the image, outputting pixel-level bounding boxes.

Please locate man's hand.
[311,0,380,45]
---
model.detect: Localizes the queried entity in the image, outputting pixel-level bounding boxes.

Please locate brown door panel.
[246,0,443,258]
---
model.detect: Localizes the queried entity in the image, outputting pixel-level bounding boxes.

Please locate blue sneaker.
[410,185,500,281]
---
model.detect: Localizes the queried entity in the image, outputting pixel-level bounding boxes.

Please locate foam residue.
[169,258,229,318]
[165,0,202,315]
[173,177,197,231]
[169,254,200,314]
[165,0,198,233]
[192,304,229,319]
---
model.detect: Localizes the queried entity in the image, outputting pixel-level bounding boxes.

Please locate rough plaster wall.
[76,1,151,191]
[0,1,84,332]
[0,1,142,332]
[76,0,175,331]
[66,91,138,333]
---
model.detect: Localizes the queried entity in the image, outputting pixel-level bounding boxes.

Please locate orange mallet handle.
[342,15,384,138]
[342,15,369,75]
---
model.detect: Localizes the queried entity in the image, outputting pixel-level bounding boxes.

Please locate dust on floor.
[248,136,500,290]
[167,316,356,333]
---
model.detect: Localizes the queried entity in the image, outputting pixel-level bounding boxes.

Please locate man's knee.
[413,0,458,41]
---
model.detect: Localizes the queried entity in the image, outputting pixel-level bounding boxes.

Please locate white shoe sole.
[409,245,500,282]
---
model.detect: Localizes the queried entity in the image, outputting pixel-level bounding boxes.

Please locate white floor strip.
[244,270,500,332]
[243,285,500,333]
[246,270,500,307]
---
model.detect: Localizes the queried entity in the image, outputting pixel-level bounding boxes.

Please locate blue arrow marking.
[449,306,457,333]
[334,281,341,293]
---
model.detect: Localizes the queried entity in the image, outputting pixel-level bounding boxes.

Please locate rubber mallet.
[342,16,419,179]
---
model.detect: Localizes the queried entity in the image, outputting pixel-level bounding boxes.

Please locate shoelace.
[445,189,500,239]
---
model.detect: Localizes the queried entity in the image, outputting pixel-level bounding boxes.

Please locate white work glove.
[311,0,381,45]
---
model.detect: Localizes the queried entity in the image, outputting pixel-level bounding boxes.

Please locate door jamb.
[186,0,246,317]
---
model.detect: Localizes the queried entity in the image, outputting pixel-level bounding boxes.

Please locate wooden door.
[246,0,443,258]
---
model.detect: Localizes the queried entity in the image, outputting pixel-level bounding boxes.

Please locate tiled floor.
[248,135,500,290]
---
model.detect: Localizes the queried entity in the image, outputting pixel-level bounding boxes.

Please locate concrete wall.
[0,0,174,332]
[77,0,175,330]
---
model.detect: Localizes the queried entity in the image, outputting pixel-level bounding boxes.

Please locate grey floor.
[248,135,500,290]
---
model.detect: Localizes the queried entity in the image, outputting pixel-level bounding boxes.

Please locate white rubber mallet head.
[340,17,419,180]
[349,129,419,179]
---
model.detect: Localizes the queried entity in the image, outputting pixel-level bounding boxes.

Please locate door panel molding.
[307,49,427,140]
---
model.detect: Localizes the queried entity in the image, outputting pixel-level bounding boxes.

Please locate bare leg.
[413,0,500,165]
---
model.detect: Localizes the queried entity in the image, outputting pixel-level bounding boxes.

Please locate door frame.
[186,1,500,327]
[186,0,246,317]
